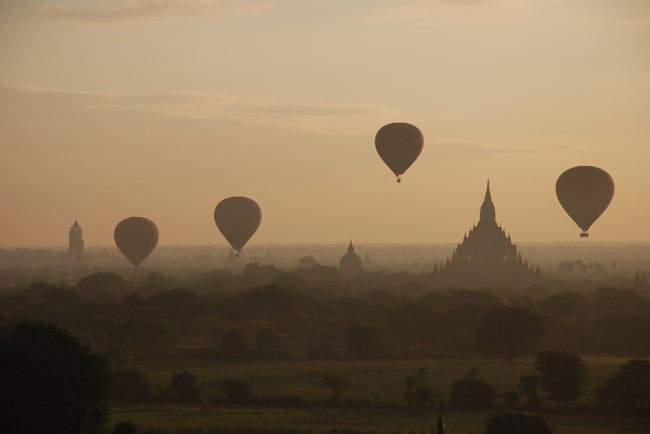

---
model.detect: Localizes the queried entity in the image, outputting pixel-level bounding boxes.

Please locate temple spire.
[479,180,496,223]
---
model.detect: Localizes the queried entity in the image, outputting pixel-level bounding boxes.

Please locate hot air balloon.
[375,122,423,183]
[214,196,261,255]
[114,217,159,268]
[556,166,614,238]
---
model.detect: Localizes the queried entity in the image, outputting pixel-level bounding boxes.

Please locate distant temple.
[68,220,84,259]
[432,182,542,287]
[340,240,362,277]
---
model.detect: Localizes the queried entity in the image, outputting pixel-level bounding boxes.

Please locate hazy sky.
[1,0,649,247]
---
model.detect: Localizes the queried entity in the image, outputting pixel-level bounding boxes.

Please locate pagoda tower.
[433,182,542,287]
[340,240,362,277]
[68,220,84,259]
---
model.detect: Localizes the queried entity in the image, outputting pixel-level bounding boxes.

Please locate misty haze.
[1,1,649,434]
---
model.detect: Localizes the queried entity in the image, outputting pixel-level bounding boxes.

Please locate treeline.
[2,322,648,434]
[1,266,649,362]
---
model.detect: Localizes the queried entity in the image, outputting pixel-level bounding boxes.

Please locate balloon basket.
[580,232,589,238]
[397,177,401,183]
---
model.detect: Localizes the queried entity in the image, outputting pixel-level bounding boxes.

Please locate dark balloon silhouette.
[556,166,614,237]
[375,122,423,183]
[114,217,159,267]
[214,197,262,255]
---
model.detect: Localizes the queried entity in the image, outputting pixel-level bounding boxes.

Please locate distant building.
[68,220,84,259]
[298,255,318,268]
[432,182,542,287]
[340,240,362,277]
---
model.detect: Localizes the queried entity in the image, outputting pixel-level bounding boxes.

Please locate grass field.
[111,356,650,433]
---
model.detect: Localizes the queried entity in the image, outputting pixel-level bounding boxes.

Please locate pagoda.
[432,182,542,287]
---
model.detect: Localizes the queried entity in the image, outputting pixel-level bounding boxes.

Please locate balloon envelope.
[556,166,614,237]
[214,197,262,253]
[114,217,159,267]
[375,123,423,182]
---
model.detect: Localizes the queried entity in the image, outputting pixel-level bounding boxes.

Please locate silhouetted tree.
[449,369,496,410]
[0,322,110,434]
[485,412,552,434]
[518,374,542,409]
[477,306,546,362]
[404,368,438,408]
[110,369,151,402]
[535,351,586,406]
[75,272,129,298]
[321,376,349,403]
[218,378,253,404]
[112,422,137,434]
[597,358,650,412]
[220,329,249,360]
[171,371,201,402]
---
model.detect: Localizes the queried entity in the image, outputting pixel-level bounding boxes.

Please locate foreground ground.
[109,356,650,433]
[109,406,650,434]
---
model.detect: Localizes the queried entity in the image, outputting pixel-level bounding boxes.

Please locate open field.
[133,356,628,405]
[111,356,650,433]
[109,406,650,434]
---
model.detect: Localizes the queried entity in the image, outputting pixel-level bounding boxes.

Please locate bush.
[112,422,137,434]
[449,369,496,410]
[321,376,349,403]
[485,412,552,434]
[403,368,438,408]
[171,371,201,402]
[218,378,253,404]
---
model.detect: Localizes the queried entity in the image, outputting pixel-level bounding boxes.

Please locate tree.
[75,272,129,298]
[110,369,151,402]
[220,329,249,360]
[477,306,546,362]
[112,422,137,434]
[449,369,496,410]
[404,368,439,408]
[597,358,650,412]
[218,378,253,404]
[485,412,552,434]
[518,374,542,409]
[0,322,110,434]
[321,376,349,403]
[171,372,201,402]
[535,352,586,406]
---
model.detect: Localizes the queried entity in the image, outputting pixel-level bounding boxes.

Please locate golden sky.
[1,0,649,247]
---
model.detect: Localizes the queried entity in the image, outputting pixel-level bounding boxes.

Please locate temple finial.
[485,179,492,201]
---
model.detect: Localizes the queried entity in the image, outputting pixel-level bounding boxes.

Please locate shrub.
[449,369,496,410]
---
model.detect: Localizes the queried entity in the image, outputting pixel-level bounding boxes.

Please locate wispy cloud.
[366,0,533,24]
[1,81,396,135]
[33,0,274,22]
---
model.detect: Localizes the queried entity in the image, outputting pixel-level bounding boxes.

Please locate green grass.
[133,356,627,405]
[111,356,650,433]
[109,406,650,434]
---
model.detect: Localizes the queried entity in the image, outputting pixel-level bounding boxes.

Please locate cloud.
[365,0,533,24]
[33,0,274,22]
[1,81,395,135]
